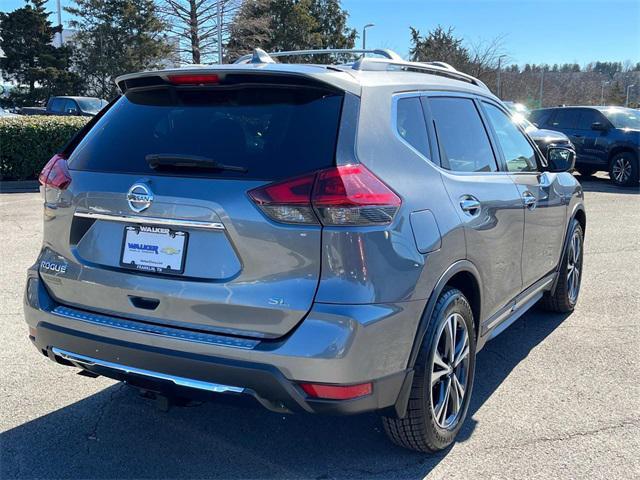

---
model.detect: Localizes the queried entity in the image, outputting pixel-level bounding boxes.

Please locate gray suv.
[25,49,585,452]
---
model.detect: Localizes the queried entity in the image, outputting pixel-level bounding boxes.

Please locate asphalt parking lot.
[1,173,638,480]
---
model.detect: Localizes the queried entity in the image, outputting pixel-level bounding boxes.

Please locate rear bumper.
[25,274,422,415]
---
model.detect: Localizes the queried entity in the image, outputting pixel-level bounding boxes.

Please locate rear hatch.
[40,73,345,339]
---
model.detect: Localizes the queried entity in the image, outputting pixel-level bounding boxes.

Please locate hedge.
[0,115,89,181]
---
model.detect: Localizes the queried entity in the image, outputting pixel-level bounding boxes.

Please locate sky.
[2,0,639,67]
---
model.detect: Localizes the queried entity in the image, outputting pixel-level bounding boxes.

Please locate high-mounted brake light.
[299,382,373,400]
[248,164,401,226]
[167,74,220,85]
[39,154,71,190]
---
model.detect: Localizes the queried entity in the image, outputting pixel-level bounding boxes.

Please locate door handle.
[522,191,537,210]
[459,196,481,216]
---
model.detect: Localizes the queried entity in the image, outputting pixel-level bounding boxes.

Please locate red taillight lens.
[167,74,220,85]
[248,165,401,226]
[299,382,373,400]
[312,165,401,226]
[38,154,71,190]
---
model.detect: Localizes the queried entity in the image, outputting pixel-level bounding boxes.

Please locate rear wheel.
[609,152,639,187]
[541,219,584,313]
[382,287,476,452]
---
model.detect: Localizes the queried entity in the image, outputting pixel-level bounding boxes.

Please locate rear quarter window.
[395,96,430,157]
[68,86,344,180]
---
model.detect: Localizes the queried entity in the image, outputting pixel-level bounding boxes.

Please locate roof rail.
[234,48,403,64]
[351,57,488,90]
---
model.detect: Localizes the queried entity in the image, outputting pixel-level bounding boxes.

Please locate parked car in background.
[530,106,640,186]
[0,107,18,118]
[26,48,584,453]
[21,96,108,117]
[506,104,575,160]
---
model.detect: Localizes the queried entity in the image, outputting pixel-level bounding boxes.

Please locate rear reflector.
[39,154,71,190]
[167,74,220,85]
[300,382,373,400]
[248,164,401,226]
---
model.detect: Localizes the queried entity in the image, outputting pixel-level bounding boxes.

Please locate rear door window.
[396,97,429,157]
[69,86,344,180]
[576,109,607,130]
[550,109,579,129]
[428,97,497,173]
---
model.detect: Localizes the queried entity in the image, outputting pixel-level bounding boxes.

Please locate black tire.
[540,219,584,313]
[576,167,596,177]
[382,287,476,452]
[608,152,639,187]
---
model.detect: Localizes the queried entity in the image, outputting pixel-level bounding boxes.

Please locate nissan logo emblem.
[127,183,153,212]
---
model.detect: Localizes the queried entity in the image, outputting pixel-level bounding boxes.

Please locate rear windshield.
[69,85,344,180]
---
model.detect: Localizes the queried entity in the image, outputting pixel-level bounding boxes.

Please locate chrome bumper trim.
[51,305,259,350]
[52,347,245,394]
[73,211,225,230]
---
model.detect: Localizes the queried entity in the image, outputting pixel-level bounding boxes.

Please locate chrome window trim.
[74,211,225,230]
[52,347,245,394]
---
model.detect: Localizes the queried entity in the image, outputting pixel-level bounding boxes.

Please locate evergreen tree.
[0,0,83,106]
[226,0,356,63]
[409,26,471,71]
[66,0,173,98]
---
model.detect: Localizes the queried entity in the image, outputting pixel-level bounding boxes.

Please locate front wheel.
[382,287,476,452]
[609,152,639,187]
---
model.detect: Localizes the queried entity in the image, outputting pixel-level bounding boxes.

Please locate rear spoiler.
[115,66,360,95]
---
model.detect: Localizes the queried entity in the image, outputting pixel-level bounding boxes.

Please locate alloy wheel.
[567,230,582,303]
[612,157,632,184]
[430,313,470,429]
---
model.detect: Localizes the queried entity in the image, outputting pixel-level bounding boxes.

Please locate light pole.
[626,84,636,107]
[56,0,63,47]
[496,54,507,99]
[217,1,223,64]
[600,81,610,106]
[539,67,545,107]
[362,24,375,50]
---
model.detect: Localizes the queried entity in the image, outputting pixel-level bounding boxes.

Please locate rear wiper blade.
[145,154,248,173]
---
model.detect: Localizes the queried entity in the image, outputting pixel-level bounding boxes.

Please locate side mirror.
[546,147,576,172]
[591,121,607,131]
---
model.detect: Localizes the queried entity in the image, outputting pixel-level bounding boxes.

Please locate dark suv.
[25,48,585,453]
[530,106,640,186]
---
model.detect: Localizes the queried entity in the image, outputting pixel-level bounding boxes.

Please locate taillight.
[248,164,401,226]
[299,382,373,400]
[248,172,319,224]
[39,154,71,190]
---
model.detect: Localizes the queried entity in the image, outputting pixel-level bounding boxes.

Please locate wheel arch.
[407,260,483,369]
[608,146,637,167]
[550,205,586,295]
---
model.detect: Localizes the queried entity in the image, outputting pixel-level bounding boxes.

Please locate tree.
[409,25,507,84]
[409,26,471,72]
[66,0,173,99]
[160,0,241,64]
[226,0,356,63]
[0,0,83,106]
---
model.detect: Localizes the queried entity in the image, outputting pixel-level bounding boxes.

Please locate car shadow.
[576,173,639,194]
[1,308,569,480]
